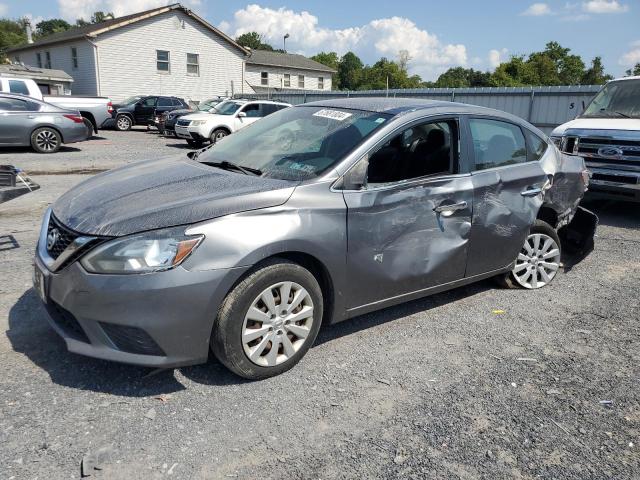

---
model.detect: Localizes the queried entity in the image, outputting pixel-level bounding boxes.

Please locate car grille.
[99,322,166,356]
[176,119,191,127]
[561,137,640,168]
[47,215,79,260]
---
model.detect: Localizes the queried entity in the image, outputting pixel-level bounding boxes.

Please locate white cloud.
[521,3,553,16]
[224,5,467,80]
[57,0,201,22]
[619,40,640,67]
[582,0,629,13]
[489,48,509,68]
[0,3,8,16]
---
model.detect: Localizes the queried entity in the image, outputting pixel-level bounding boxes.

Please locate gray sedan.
[0,93,89,153]
[34,98,596,379]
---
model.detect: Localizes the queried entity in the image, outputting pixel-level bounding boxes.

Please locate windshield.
[197,99,222,111]
[213,101,243,115]
[198,106,392,181]
[582,79,640,118]
[122,96,142,105]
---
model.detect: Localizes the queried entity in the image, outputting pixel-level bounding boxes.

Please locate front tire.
[210,128,228,144]
[31,127,61,153]
[211,260,323,380]
[498,220,562,289]
[115,115,132,131]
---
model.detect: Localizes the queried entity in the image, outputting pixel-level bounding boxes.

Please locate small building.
[245,50,336,92]
[6,3,250,102]
[0,63,73,95]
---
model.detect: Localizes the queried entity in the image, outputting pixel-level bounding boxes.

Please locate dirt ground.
[0,133,639,479]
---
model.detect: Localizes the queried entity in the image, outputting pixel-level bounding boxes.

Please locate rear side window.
[142,97,157,107]
[524,129,548,161]
[157,97,173,107]
[8,80,29,95]
[469,118,527,171]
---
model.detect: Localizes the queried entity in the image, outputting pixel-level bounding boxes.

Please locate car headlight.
[191,120,207,126]
[80,228,204,274]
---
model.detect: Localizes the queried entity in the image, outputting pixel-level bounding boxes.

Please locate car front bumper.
[34,252,248,368]
[175,125,193,140]
[586,166,640,202]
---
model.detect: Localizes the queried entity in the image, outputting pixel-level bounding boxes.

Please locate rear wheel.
[115,115,132,131]
[497,220,562,289]
[31,127,61,153]
[211,260,323,380]
[210,128,228,143]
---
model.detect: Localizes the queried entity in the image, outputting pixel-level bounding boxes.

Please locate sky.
[1,0,638,81]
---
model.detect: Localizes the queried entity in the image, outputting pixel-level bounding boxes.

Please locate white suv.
[175,99,290,147]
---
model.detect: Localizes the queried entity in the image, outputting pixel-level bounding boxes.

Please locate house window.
[318,76,324,89]
[261,72,268,86]
[186,53,199,75]
[36,53,42,68]
[283,73,290,87]
[45,51,51,69]
[156,50,170,72]
[71,47,78,69]
[298,75,304,89]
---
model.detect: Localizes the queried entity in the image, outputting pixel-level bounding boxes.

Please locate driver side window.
[367,119,457,186]
[142,97,157,107]
[241,104,262,118]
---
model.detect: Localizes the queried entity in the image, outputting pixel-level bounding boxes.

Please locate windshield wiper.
[201,160,262,176]
[600,108,631,118]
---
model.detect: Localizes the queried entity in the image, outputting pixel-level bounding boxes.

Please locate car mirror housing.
[237,111,247,118]
[341,157,369,190]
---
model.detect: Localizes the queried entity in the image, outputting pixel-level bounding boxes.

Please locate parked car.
[0,77,113,133]
[34,98,596,379]
[107,95,189,131]
[0,93,89,153]
[175,99,290,148]
[155,97,226,136]
[551,76,640,202]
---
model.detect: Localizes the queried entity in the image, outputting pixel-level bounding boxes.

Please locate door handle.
[520,187,542,197]
[433,201,468,217]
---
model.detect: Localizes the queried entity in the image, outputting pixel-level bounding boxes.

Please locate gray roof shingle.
[247,50,336,74]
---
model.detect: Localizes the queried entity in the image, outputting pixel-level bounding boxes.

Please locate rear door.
[464,116,548,276]
[155,97,175,115]
[135,96,157,123]
[343,116,473,309]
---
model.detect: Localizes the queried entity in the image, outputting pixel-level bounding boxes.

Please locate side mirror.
[341,157,369,191]
[237,111,247,118]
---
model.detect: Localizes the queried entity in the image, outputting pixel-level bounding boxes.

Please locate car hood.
[52,156,296,237]
[552,118,640,136]
[167,109,192,117]
[180,112,215,121]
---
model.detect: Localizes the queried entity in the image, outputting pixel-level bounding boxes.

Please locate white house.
[245,50,336,92]
[7,4,250,102]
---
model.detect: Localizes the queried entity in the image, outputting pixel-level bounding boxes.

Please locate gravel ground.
[0,138,639,479]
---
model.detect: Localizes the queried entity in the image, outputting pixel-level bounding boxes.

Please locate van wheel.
[115,115,132,131]
[31,127,61,153]
[496,220,562,289]
[211,260,323,380]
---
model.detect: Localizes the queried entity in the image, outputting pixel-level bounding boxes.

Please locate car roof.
[0,92,39,101]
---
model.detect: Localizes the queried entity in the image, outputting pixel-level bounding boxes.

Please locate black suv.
[109,95,189,131]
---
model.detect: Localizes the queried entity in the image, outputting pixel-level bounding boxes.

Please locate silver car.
[0,93,89,153]
[33,98,596,379]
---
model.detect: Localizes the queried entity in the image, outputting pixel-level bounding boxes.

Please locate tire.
[82,118,94,138]
[187,139,203,149]
[115,115,132,131]
[210,128,228,144]
[30,127,61,154]
[496,220,562,289]
[211,259,323,380]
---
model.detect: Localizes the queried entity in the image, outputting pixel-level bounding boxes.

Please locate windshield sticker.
[374,117,386,124]
[313,109,353,121]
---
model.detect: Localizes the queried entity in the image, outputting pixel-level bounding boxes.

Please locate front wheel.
[498,220,562,289]
[31,127,61,153]
[210,128,228,144]
[211,260,323,380]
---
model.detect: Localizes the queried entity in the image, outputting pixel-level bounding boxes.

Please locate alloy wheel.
[213,131,227,142]
[117,116,131,130]
[512,233,561,289]
[242,281,314,367]
[35,130,59,152]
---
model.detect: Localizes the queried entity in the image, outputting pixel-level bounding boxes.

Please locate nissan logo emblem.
[597,146,624,158]
[46,228,60,251]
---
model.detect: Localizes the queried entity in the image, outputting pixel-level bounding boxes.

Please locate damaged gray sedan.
[34,98,596,379]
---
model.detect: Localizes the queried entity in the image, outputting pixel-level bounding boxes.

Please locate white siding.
[95,11,246,103]
[11,41,98,95]
[245,65,333,91]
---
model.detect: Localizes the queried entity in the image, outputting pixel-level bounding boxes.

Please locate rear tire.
[115,115,132,131]
[211,260,323,380]
[496,220,562,289]
[31,127,61,154]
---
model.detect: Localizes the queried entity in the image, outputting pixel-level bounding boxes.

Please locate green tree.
[310,52,339,71]
[235,32,274,51]
[435,67,492,88]
[582,57,613,84]
[359,57,422,90]
[34,19,71,37]
[0,19,27,62]
[338,51,363,90]
[91,11,114,23]
[625,63,640,76]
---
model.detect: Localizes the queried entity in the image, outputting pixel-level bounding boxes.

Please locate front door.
[464,117,548,277]
[0,97,37,145]
[234,103,263,131]
[343,117,473,310]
